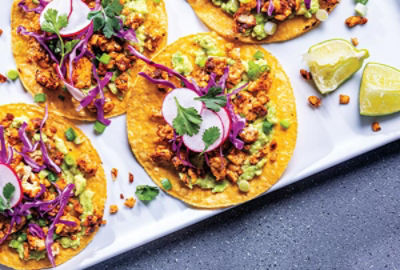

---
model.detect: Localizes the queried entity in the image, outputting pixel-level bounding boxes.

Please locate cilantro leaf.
[88,0,123,39]
[173,97,202,136]
[0,197,6,212]
[202,126,221,151]
[3,183,15,203]
[65,40,80,55]
[195,86,227,112]
[135,185,159,202]
[41,9,69,64]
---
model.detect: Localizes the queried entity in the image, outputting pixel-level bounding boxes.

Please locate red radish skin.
[162,88,203,126]
[40,0,92,38]
[183,109,224,153]
[0,163,22,208]
[216,108,231,143]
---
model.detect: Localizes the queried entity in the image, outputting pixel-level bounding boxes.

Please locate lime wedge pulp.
[305,39,369,94]
[360,63,400,116]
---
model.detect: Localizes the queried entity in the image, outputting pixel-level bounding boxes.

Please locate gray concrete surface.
[89,140,400,270]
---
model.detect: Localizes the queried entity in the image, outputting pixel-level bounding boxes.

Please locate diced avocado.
[38,169,50,180]
[55,137,68,155]
[29,251,46,261]
[211,180,228,193]
[74,174,87,196]
[239,159,267,182]
[172,52,193,76]
[9,240,25,259]
[124,0,148,14]
[280,119,291,129]
[108,82,118,95]
[221,0,239,15]
[297,0,320,18]
[195,50,207,68]
[79,189,94,221]
[247,59,269,81]
[195,36,224,57]
[60,237,80,249]
[11,116,29,128]
[251,24,267,40]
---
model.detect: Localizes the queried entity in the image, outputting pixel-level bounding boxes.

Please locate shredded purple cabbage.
[45,183,75,267]
[138,72,177,89]
[256,0,262,13]
[18,0,48,14]
[305,0,311,9]
[128,45,198,92]
[117,19,138,42]
[0,126,13,165]
[28,223,45,239]
[39,106,61,174]
[267,1,275,16]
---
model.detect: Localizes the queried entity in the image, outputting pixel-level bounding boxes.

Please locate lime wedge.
[305,39,369,94]
[360,63,400,116]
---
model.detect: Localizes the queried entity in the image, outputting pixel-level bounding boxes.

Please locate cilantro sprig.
[41,9,69,64]
[202,126,221,152]
[195,86,227,112]
[135,185,159,202]
[88,0,123,39]
[0,183,16,212]
[173,97,202,136]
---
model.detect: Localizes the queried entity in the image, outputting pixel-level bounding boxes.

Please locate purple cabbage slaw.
[18,0,48,14]
[134,47,247,156]
[0,126,14,165]
[17,0,139,127]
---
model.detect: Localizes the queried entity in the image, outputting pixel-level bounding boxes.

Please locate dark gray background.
[90,141,400,270]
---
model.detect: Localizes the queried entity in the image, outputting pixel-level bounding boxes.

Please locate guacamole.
[172,52,193,76]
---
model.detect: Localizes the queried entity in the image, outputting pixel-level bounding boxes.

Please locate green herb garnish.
[0,183,16,212]
[173,97,202,136]
[194,86,227,112]
[161,178,172,190]
[65,127,77,142]
[262,121,274,135]
[41,9,69,64]
[94,121,107,134]
[202,126,220,152]
[135,185,159,202]
[65,39,80,55]
[34,93,46,103]
[88,0,123,39]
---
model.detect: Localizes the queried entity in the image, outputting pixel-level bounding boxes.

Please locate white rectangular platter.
[1,0,400,269]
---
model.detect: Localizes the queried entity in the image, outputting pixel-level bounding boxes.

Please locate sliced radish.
[183,109,224,153]
[162,88,203,126]
[40,0,92,38]
[216,108,231,143]
[0,164,22,208]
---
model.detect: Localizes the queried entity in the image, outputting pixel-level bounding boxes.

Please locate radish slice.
[216,108,231,143]
[0,164,22,208]
[40,0,92,38]
[162,88,203,126]
[183,109,224,153]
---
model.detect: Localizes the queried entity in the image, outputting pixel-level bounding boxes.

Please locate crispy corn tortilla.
[127,32,297,208]
[0,104,106,269]
[187,0,339,44]
[11,0,168,121]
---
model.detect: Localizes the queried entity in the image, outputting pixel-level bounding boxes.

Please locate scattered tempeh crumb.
[120,193,124,199]
[129,172,134,183]
[0,29,3,36]
[111,168,118,181]
[101,220,107,225]
[0,74,7,83]
[351,37,359,47]
[339,95,350,105]
[124,197,136,209]
[372,122,381,132]
[345,16,368,28]
[269,152,277,163]
[300,69,312,80]
[308,96,322,108]
[109,205,118,214]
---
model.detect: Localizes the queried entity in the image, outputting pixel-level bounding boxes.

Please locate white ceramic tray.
[1,0,400,269]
